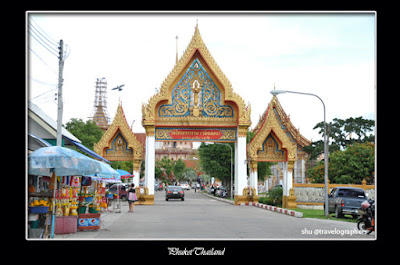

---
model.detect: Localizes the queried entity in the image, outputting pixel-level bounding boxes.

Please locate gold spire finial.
[176,35,178,64]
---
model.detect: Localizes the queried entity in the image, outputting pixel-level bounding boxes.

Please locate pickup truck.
[327,187,367,218]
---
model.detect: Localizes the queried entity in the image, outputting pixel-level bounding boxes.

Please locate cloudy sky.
[27,12,375,143]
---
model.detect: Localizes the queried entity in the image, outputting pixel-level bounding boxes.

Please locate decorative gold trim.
[238,125,248,138]
[234,195,259,205]
[287,188,297,209]
[250,161,258,172]
[287,160,295,171]
[145,125,155,137]
[133,160,141,172]
[249,96,311,164]
[142,24,251,130]
[94,103,144,161]
[249,99,297,162]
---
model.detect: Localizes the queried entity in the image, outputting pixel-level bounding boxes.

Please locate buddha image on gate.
[257,133,287,161]
[105,132,133,160]
[158,59,233,118]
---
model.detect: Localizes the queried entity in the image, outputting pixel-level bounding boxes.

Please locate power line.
[29,30,58,57]
[28,22,58,51]
[28,46,58,76]
[29,75,58,87]
[28,18,70,61]
[29,17,58,45]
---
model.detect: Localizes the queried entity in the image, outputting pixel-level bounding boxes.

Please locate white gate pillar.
[249,161,258,195]
[282,160,295,208]
[144,134,155,196]
[132,160,141,189]
[235,135,247,196]
[301,158,306,183]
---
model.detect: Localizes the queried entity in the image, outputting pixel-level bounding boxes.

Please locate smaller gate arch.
[248,96,310,208]
[94,102,144,188]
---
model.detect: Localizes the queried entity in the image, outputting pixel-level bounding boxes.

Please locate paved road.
[55,189,374,239]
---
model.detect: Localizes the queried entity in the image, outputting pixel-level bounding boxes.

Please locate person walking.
[127,183,137,213]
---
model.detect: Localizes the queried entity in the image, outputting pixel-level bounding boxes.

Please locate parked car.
[107,184,128,201]
[166,186,184,201]
[180,181,190,190]
[327,187,367,218]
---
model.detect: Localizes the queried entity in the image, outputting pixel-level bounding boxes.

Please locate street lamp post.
[270,89,329,216]
[204,142,233,201]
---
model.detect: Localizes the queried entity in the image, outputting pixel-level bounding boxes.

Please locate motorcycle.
[357,199,375,234]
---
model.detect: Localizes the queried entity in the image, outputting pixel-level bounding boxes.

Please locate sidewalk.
[54,202,130,239]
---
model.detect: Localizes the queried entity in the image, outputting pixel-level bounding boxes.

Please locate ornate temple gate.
[141,25,251,205]
[94,103,144,192]
[248,96,310,208]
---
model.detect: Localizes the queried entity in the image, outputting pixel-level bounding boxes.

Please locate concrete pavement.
[54,189,374,240]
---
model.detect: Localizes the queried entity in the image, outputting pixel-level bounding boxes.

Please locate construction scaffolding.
[91,77,110,131]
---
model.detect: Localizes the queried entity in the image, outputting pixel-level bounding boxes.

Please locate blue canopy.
[116,169,132,176]
[28,146,102,176]
[88,162,121,179]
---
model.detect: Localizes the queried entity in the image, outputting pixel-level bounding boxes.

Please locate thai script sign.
[155,128,236,142]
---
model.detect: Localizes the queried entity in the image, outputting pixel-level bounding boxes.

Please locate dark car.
[166,186,184,201]
[327,187,367,218]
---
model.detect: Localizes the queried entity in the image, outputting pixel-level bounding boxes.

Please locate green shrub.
[258,187,282,207]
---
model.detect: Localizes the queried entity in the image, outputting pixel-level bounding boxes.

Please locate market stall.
[28,146,107,238]
[28,174,54,238]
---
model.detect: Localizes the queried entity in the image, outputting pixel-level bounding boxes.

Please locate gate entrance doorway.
[141,25,251,205]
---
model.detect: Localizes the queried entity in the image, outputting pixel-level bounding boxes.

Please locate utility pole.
[56,39,64,146]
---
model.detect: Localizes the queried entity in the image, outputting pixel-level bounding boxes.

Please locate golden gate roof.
[141,24,251,130]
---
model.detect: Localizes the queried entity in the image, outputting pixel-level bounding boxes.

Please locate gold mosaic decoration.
[94,103,144,162]
[249,96,311,163]
[142,24,251,130]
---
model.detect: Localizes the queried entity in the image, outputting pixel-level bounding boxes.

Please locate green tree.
[64,118,103,150]
[156,156,175,180]
[198,142,234,190]
[155,166,163,180]
[173,158,186,181]
[110,161,133,174]
[305,116,375,159]
[183,168,197,182]
[308,142,375,184]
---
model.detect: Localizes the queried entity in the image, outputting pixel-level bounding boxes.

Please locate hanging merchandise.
[70,187,79,216]
[71,176,80,187]
[55,190,63,217]
[64,186,70,216]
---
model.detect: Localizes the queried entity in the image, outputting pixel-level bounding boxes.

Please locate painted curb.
[201,192,234,205]
[239,202,303,218]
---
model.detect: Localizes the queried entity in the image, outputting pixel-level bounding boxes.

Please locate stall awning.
[28,133,53,151]
[63,136,110,163]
